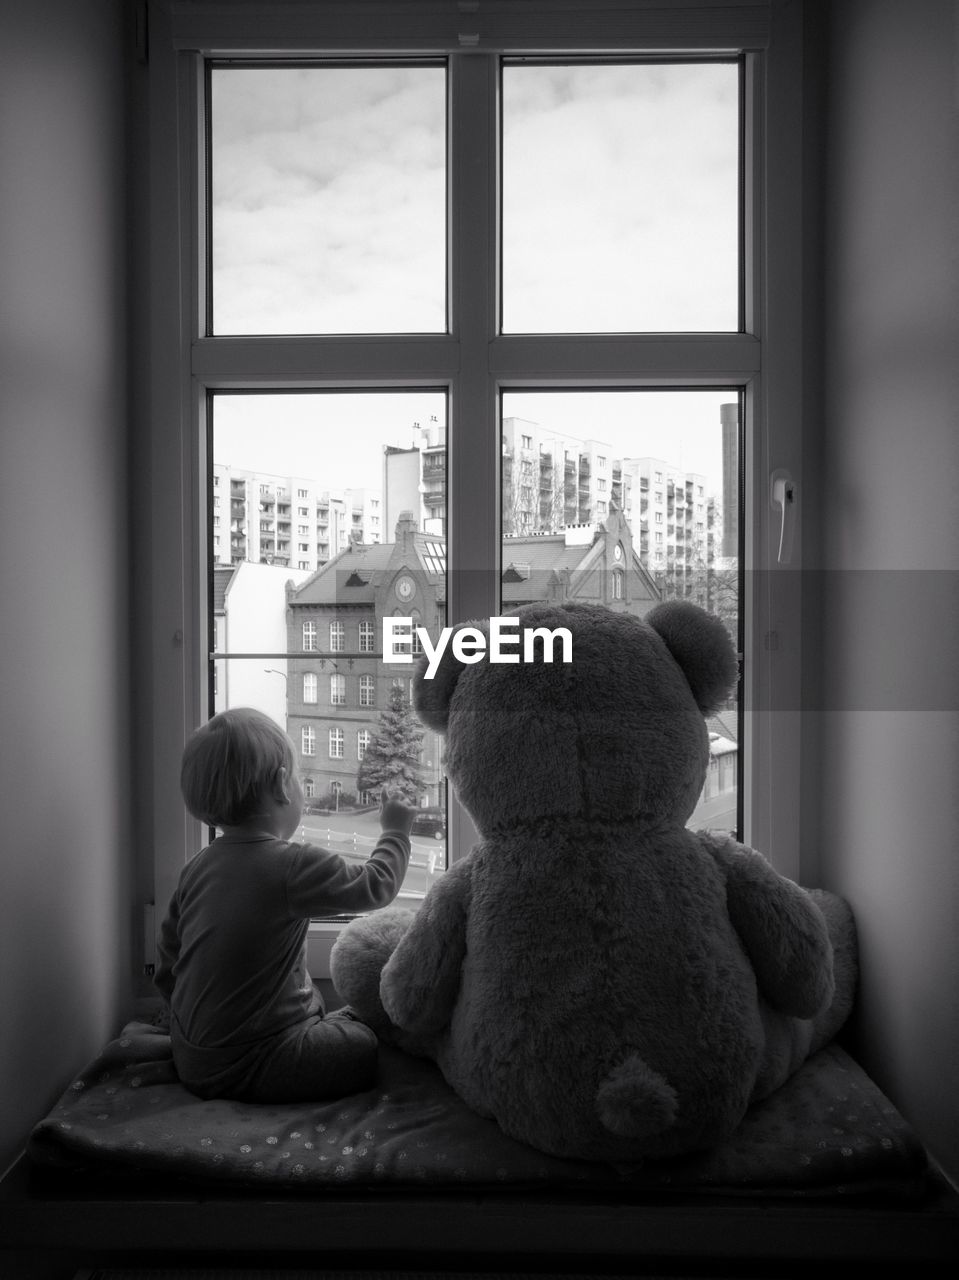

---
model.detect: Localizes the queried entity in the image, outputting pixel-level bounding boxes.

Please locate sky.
[211,59,740,493]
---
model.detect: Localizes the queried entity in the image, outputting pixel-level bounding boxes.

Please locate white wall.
[813,0,959,1184]
[0,0,132,1175]
[218,563,311,724]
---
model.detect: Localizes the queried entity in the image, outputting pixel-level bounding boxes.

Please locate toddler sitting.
[155,707,415,1102]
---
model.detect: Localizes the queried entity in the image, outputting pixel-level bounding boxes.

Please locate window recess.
[144,1,809,950]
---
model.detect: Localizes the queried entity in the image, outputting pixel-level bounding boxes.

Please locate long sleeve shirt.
[154,829,410,1052]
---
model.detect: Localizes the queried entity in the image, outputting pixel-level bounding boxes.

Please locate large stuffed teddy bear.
[332,601,857,1162]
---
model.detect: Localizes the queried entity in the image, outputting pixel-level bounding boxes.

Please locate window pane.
[210,64,447,335]
[210,392,449,905]
[502,61,740,333]
[500,390,740,835]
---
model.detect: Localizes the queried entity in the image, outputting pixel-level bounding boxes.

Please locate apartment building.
[382,416,447,538]
[501,416,618,533]
[212,463,383,570]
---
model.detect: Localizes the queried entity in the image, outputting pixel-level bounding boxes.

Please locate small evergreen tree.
[357,683,425,804]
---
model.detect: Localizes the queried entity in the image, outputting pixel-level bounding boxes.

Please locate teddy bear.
[331,600,857,1162]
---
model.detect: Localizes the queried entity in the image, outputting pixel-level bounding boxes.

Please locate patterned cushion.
[27,1021,928,1197]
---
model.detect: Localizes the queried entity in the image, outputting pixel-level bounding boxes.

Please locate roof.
[212,566,236,613]
[707,710,739,745]
[289,534,447,607]
[501,528,660,606]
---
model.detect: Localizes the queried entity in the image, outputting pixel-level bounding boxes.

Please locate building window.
[359,621,375,652]
[329,728,344,759]
[301,725,316,756]
[357,730,371,760]
[330,674,346,705]
[359,675,375,707]
[303,776,315,799]
[330,621,345,652]
[302,621,317,651]
[303,672,318,703]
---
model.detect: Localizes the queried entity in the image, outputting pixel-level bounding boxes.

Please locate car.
[410,808,447,840]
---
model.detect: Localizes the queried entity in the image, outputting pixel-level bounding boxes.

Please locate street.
[298,810,445,899]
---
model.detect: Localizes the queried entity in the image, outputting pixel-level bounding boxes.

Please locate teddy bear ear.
[412,622,486,731]
[646,600,739,717]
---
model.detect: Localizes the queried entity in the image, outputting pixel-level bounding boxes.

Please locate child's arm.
[153,896,181,1005]
[286,791,416,918]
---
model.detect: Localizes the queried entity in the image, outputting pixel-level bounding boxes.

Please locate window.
[357,730,371,760]
[301,726,316,757]
[151,1,809,942]
[329,728,344,759]
[330,674,346,706]
[359,621,375,653]
[329,621,344,653]
[359,675,375,707]
[303,672,317,704]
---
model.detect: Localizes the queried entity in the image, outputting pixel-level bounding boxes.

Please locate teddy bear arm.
[379,858,470,1038]
[708,838,835,1018]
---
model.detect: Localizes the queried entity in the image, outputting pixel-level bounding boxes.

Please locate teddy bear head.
[413,601,737,836]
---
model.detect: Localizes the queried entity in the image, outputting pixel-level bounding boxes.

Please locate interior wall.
[813,0,959,1184]
[0,0,133,1176]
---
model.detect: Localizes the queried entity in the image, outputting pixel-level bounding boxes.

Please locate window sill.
[306,889,425,977]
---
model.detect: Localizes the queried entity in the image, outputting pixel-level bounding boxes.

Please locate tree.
[356,683,425,804]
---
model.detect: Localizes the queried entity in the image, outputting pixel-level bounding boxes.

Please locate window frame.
[144,0,809,953]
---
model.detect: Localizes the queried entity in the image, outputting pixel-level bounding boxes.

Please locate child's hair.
[181,707,295,828]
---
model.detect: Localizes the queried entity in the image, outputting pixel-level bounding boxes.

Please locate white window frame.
[302,672,318,704]
[145,0,809,955]
[330,673,346,706]
[301,725,316,757]
[329,728,344,760]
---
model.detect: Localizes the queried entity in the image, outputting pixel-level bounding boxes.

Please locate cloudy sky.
[211,59,740,492]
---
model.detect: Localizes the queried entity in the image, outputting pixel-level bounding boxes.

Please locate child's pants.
[175,1009,379,1104]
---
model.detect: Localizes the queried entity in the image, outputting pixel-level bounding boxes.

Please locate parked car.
[410,807,446,840]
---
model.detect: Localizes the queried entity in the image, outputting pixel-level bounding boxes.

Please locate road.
[297,810,445,899]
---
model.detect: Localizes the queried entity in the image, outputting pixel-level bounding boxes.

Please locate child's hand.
[379,788,418,836]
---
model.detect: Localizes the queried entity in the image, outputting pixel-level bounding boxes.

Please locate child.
[155,706,416,1103]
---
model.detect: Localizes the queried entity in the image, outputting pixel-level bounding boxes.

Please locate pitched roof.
[212,566,236,613]
[289,534,446,607]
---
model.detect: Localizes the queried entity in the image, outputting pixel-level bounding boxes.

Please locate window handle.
[770,469,796,565]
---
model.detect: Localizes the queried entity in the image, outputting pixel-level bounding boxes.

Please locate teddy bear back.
[414,601,738,837]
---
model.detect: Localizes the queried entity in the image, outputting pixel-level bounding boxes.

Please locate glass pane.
[500,390,740,835]
[502,61,740,333]
[210,64,447,335]
[210,392,449,906]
